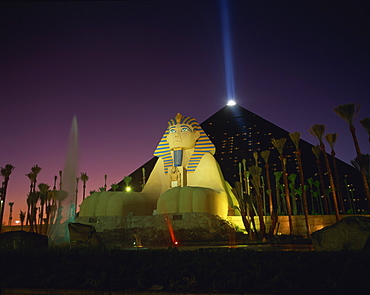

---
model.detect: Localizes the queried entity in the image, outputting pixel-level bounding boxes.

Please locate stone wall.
[76,213,237,248]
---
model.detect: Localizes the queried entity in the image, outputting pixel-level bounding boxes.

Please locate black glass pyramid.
[119,104,366,214]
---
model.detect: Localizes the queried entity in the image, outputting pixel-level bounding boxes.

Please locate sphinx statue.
[79,113,237,219]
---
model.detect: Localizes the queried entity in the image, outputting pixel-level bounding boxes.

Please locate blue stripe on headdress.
[153,114,215,174]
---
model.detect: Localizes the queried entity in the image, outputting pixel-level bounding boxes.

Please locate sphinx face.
[166,124,200,150]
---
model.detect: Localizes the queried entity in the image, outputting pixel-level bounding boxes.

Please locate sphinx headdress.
[153,113,215,174]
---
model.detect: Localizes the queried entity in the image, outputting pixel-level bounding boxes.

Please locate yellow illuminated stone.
[79,113,238,218]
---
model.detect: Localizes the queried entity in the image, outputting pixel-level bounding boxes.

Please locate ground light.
[227,99,236,106]
[125,186,131,192]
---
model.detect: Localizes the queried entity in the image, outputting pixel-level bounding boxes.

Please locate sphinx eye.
[169,129,176,133]
[181,127,191,132]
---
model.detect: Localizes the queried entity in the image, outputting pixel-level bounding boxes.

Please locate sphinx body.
[79,113,237,219]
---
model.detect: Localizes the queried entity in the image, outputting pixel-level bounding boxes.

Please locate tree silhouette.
[360,117,370,142]
[334,104,370,209]
[80,173,89,200]
[8,202,14,226]
[272,138,293,235]
[325,133,345,213]
[309,124,339,221]
[0,164,15,233]
[289,132,310,237]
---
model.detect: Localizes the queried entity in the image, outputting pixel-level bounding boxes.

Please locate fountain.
[48,116,79,246]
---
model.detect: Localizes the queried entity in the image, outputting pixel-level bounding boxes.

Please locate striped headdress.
[153,113,215,174]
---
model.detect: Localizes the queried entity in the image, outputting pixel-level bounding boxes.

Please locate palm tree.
[123,176,133,190]
[232,182,253,238]
[334,104,370,208]
[80,172,89,200]
[274,171,283,215]
[104,174,107,191]
[59,170,63,190]
[313,180,324,214]
[309,124,340,221]
[31,165,42,192]
[249,165,266,240]
[45,188,56,233]
[271,138,293,235]
[307,178,315,214]
[38,183,50,234]
[325,133,345,213]
[53,175,57,190]
[27,191,39,232]
[333,104,361,154]
[261,150,277,237]
[351,154,370,185]
[311,145,329,214]
[25,172,36,228]
[111,183,119,191]
[19,211,26,230]
[241,160,257,239]
[142,167,146,189]
[289,132,310,237]
[0,164,15,233]
[360,117,370,142]
[8,202,14,226]
[288,173,298,215]
[75,177,79,215]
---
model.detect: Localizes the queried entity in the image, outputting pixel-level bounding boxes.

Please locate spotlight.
[125,186,131,192]
[227,99,236,106]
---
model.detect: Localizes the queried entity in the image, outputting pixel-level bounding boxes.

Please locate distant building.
[119,104,366,214]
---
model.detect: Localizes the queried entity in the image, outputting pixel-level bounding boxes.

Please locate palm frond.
[312,145,321,159]
[288,173,297,183]
[25,172,36,182]
[351,154,370,183]
[360,117,370,140]
[274,171,283,182]
[31,165,42,176]
[333,103,361,126]
[271,138,286,155]
[1,164,15,179]
[253,151,259,166]
[248,166,262,190]
[308,124,325,142]
[124,176,132,186]
[260,150,270,163]
[38,183,50,195]
[325,133,338,150]
[80,172,89,183]
[289,131,301,149]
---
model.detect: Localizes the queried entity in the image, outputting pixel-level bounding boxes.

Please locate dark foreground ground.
[1,247,369,294]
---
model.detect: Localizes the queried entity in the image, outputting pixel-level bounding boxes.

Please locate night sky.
[1,0,369,222]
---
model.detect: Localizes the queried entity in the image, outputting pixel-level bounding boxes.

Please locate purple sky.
[1,0,369,223]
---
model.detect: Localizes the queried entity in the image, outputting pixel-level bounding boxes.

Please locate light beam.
[220,0,236,106]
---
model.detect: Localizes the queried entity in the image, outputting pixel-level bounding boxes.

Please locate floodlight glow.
[227,100,236,106]
[220,0,235,104]
[125,186,131,192]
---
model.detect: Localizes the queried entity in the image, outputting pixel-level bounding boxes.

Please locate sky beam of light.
[220,0,235,104]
